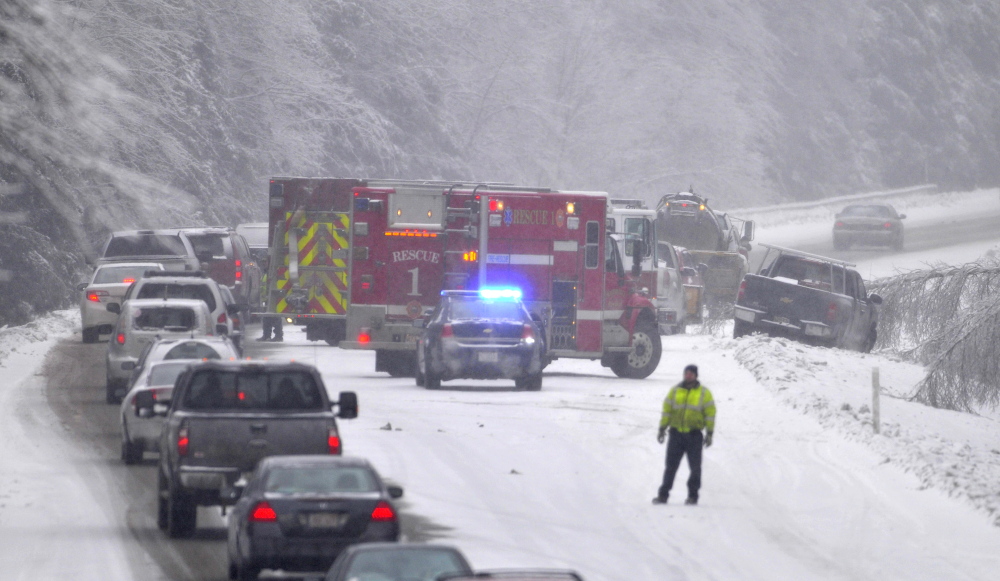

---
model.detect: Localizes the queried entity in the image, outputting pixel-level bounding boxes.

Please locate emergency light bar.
[478,288,522,300]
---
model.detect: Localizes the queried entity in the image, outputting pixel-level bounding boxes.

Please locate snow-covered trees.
[870,260,1000,411]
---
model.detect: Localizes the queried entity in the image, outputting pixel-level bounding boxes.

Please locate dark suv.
[415,289,545,391]
[178,228,262,308]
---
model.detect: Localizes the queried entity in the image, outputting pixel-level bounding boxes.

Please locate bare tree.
[869,260,1000,411]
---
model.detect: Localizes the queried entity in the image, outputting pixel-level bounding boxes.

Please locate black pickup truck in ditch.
[142,360,358,537]
[733,245,882,351]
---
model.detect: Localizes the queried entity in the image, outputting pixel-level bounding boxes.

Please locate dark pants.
[658,428,703,501]
[262,315,283,339]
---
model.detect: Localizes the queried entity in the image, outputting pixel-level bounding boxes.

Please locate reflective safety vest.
[660,382,716,433]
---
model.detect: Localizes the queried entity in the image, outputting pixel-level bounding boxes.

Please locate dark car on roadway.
[227,456,403,580]
[415,289,544,391]
[832,203,906,251]
[321,543,473,581]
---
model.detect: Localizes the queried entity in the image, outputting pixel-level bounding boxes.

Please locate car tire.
[617,321,662,379]
[515,373,543,391]
[157,470,169,530]
[167,480,197,538]
[82,327,99,343]
[121,430,143,465]
[862,327,877,353]
[424,369,441,390]
[235,560,259,581]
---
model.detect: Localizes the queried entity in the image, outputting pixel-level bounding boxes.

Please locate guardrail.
[731,184,938,219]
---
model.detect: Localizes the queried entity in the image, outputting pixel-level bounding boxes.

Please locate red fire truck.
[340,184,663,379]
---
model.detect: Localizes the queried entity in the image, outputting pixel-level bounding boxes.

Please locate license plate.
[305,512,348,528]
[478,351,499,363]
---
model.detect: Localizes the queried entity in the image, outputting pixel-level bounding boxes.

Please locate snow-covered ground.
[1,188,999,580]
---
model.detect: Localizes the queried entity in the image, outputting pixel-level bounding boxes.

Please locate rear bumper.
[656,308,679,334]
[245,522,399,572]
[428,342,542,380]
[179,466,241,490]
[833,229,898,243]
[734,306,833,338]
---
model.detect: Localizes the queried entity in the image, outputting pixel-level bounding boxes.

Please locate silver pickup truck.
[142,360,358,538]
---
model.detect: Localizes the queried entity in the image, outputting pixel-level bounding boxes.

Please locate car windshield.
[93,264,161,284]
[148,362,189,387]
[841,205,893,218]
[132,307,197,332]
[264,466,378,495]
[344,549,468,581]
[136,282,217,312]
[182,370,324,411]
[165,342,224,360]
[105,234,188,257]
[448,299,526,321]
[186,233,226,258]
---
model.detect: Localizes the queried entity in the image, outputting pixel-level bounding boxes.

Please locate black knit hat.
[684,364,698,377]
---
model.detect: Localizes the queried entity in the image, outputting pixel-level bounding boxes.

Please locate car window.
[148,362,190,387]
[105,234,188,257]
[773,257,834,291]
[186,234,227,259]
[841,205,892,218]
[182,370,324,411]
[132,307,197,331]
[657,242,677,268]
[165,342,225,360]
[136,282,217,312]
[93,264,161,284]
[344,549,469,581]
[447,299,526,321]
[264,466,378,495]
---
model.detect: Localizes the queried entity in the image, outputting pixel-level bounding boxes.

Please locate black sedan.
[415,289,544,391]
[227,456,403,580]
[832,203,906,251]
[323,543,473,581]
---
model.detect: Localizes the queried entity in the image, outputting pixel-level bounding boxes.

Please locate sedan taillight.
[116,333,126,345]
[86,290,108,302]
[521,324,536,345]
[441,324,454,338]
[370,501,396,522]
[250,501,277,522]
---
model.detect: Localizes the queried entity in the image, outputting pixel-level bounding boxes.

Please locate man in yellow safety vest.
[654,364,716,505]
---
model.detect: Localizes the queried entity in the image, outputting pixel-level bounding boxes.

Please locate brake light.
[235,260,241,267]
[361,281,371,290]
[883,222,892,229]
[177,425,189,456]
[834,221,845,228]
[87,290,108,302]
[358,328,371,344]
[370,501,396,522]
[825,302,838,323]
[521,324,536,345]
[116,333,126,345]
[235,270,242,280]
[122,277,136,284]
[737,280,747,302]
[441,324,454,338]
[489,198,504,212]
[328,427,342,454]
[250,501,278,522]
[218,312,227,324]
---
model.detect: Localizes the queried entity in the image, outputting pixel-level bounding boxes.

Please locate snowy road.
[2,189,999,580]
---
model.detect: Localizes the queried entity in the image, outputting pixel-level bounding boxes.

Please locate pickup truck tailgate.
[184,414,334,472]
[740,274,836,326]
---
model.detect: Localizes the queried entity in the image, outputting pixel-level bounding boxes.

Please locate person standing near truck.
[653,364,716,505]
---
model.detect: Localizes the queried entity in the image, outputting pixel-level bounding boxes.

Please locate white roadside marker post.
[872,366,880,434]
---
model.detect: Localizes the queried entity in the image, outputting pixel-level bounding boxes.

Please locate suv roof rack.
[143,270,208,278]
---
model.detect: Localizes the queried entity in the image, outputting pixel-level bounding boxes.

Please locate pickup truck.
[143,360,358,538]
[733,244,882,352]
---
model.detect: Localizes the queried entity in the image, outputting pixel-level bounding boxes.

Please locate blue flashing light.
[479,287,522,300]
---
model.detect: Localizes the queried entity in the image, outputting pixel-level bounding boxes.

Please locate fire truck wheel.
[620,322,661,379]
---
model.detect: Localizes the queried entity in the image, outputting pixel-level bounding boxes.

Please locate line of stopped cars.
[78,228,584,580]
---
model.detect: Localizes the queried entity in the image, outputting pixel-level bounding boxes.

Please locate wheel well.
[635,308,657,330]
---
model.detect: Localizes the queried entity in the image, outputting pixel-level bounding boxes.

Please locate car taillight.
[116,333,126,345]
[218,312,227,324]
[250,501,277,522]
[328,427,342,454]
[521,324,535,345]
[441,324,454,338]
[370,501,396,522]
[358,328,371,344]
[834,221,845,228]
[737,280,747,302]
[122,277,136,284]
[825,302,838,323]
[177,425,189,456]
[87,290,108,302]
[883,222,893,229]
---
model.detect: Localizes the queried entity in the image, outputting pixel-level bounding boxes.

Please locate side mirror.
[868,293,883,305]
[134,390,155,416]
[336,391,358,419]
[106,303,121,315]
[898,214,907,219]
[387,485,404,499]
[742,220,755,242]
[680,267,697,278]
[76,282,88,291]
[220,484,244,502]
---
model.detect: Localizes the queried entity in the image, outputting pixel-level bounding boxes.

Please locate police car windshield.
[448,299,525,321]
